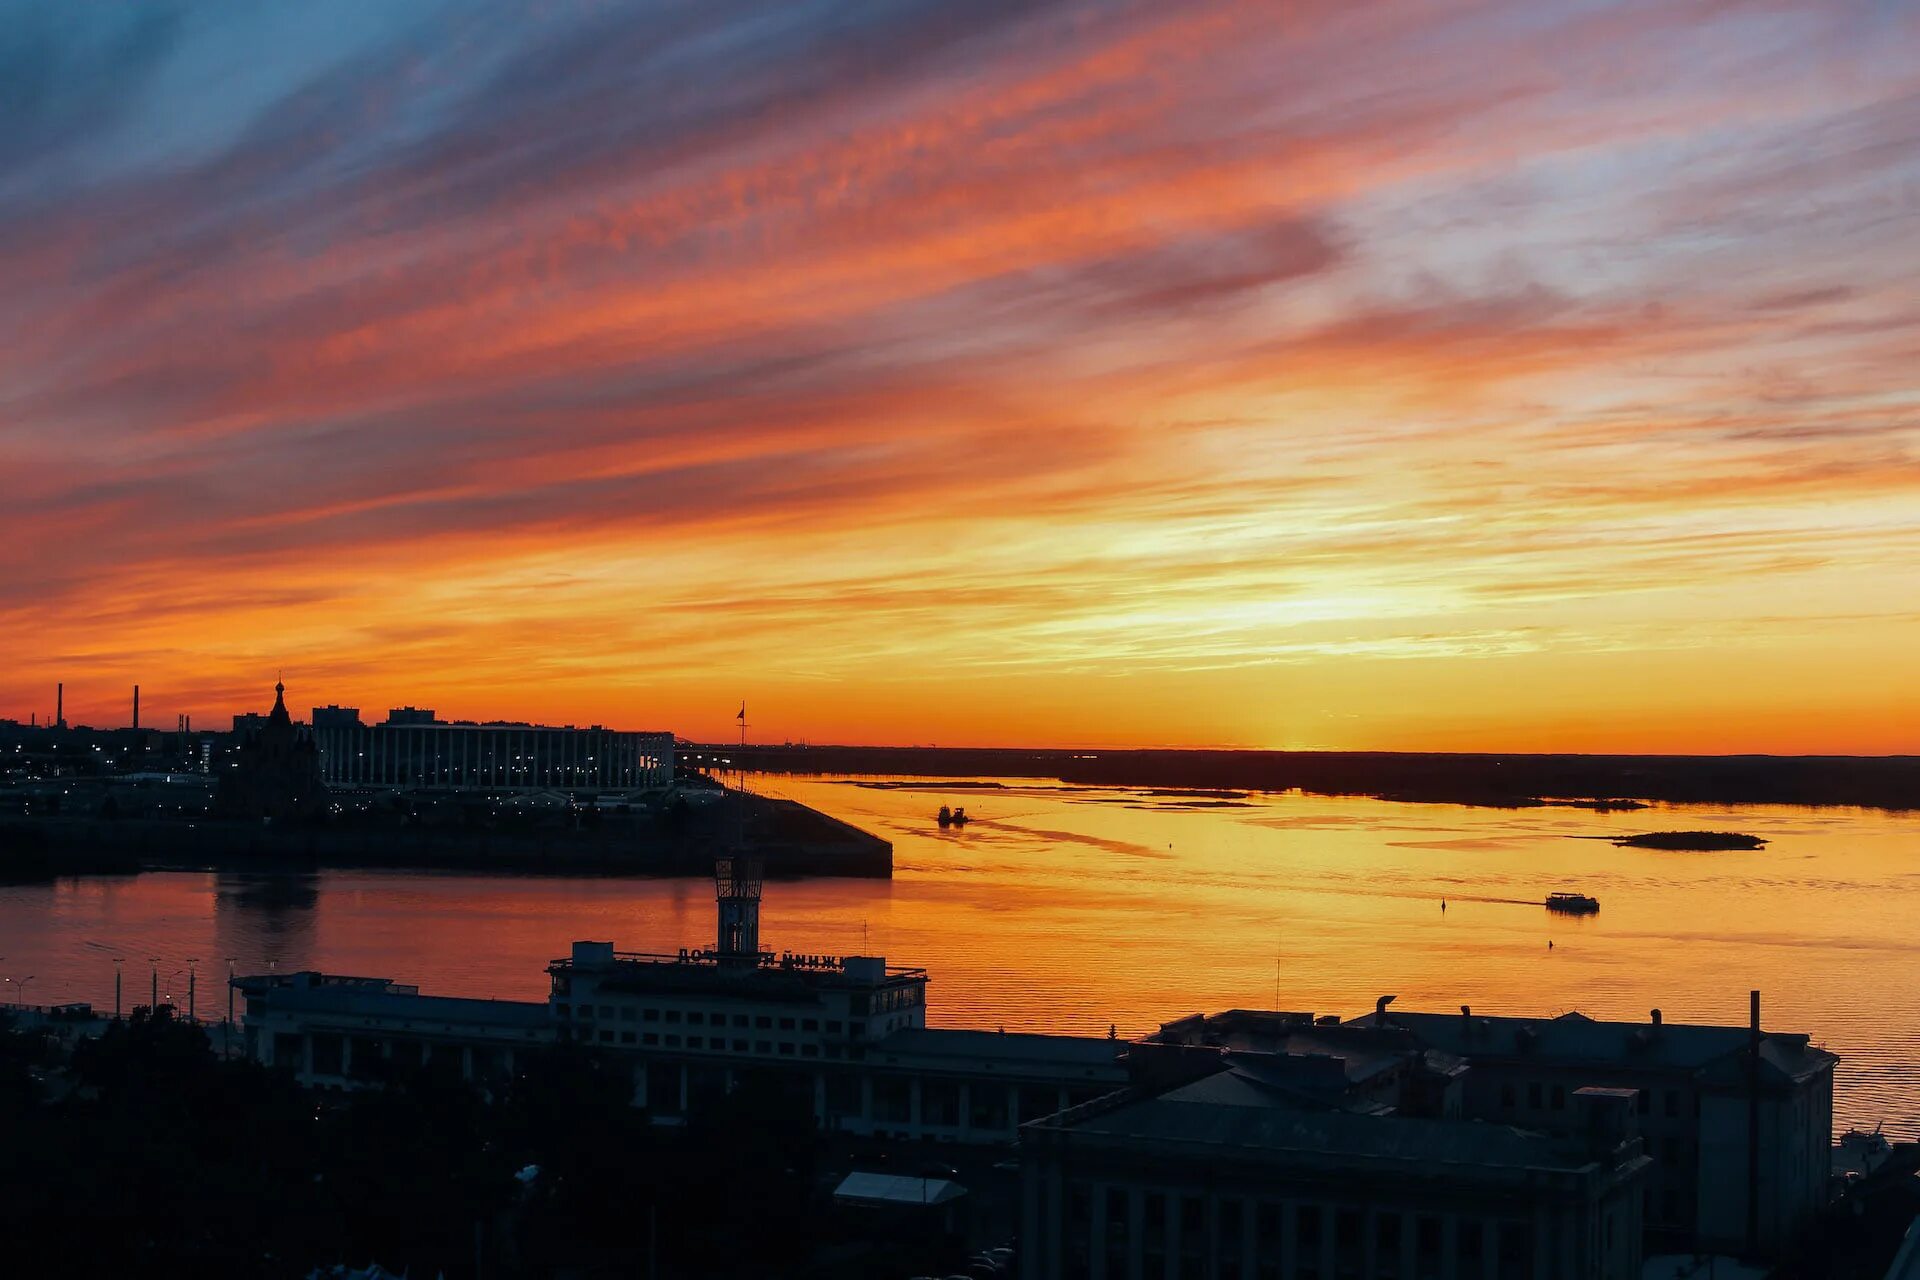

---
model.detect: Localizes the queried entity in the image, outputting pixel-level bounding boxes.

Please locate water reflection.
[0,777,1914,1138]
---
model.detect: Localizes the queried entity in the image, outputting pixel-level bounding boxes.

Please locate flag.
[736,701,746,722]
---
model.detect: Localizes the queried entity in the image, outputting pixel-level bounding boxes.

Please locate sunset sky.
[4,1,1917,751]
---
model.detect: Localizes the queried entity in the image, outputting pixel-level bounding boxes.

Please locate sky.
[3,0,1917,752]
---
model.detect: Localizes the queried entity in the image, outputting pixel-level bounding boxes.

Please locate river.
[2,776,1914,1137]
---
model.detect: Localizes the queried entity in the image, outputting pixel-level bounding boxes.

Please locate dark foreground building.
[1021,1077,1648,1280]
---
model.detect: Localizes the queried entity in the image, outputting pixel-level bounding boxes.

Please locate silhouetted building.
[311,705,363,729]
[1021,1071,1648,1280]
[384,706,438,726]
[234,862,1127,1139]
[217,681,324,819]
[312,717,672,793]
[1335,1001,1834,1258]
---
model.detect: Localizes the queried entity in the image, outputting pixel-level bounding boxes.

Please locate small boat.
[1834,1125,1892,1178]
[1545,891,1600,914]
[937,805,953,828]
[950,806,969,826]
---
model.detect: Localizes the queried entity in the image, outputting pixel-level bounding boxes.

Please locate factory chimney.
[56,682,64,730]
[132,684,141,730]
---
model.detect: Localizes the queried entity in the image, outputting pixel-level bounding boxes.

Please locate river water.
[2,776,1914,1137]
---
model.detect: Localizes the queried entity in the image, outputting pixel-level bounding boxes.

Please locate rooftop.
[873,1027,1125,1074]
[239,975,550,1032]
[1034,1091,1637,1178]
[1345,1008,1835,1084]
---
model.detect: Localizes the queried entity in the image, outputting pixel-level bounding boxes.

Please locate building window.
[733,1014,748,1028]
[620,1031,636,1045]
[1637,1089,1650,1115]
[1500,1082,1515,1108]
[778,1043,795,1055]
[826,1020,843,1034]
[733,1039,747,1052]
[756,1041,771,1054]
[688,1011,704,1025]
[1527,1082,1543,1109]
[1455,1221,1481,1265]
[686,1036,702,1049]
[802,1044,818,1057]
[643,1008,659,1022]
[802,1018,819,1032]
[598,1030,614,1043]
[1551,1084,1566,1111]
[642,1033,658,1046]
[598,1005,613,1018]
[578,1005,595,1020]
[665,1035,681,1048]
[665,1010,681,1024]
[779,1017,796,1031]
[620,1006,636,1021]
[755,1015,772,1029]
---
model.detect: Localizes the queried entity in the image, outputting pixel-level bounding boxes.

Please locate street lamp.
[225,958,238,1058]
[114,958,125,1020]
[148,956,161,1013]
[186,958,199,1023]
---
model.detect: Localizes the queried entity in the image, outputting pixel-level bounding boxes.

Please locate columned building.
[311,714,672,793]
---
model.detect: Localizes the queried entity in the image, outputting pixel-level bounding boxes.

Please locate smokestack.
[56,682,64,729]
[1650,1008,1662,1027]
[132,684,140,730]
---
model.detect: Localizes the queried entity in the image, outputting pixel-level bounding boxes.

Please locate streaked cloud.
[2,0,1916,750]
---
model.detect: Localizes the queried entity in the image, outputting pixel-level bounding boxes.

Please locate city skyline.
[6,2,1918,752]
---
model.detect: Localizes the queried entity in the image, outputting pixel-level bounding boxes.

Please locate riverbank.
[0,792,891,881]
[720,746,1920,810]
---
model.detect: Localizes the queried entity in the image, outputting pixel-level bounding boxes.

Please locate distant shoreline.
[718,746,1920,811]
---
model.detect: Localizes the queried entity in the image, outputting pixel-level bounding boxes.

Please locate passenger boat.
[1545,891,1600,914]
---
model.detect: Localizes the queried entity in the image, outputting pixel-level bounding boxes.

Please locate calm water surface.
[3,777,1915,1137]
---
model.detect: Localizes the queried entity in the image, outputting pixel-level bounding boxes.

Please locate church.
[216,681,324,820]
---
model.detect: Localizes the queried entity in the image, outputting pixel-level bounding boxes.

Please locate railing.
[548,949,927,978]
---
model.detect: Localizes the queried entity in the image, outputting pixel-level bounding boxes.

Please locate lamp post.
[16,977,31,1010]
[186,958,199,1023]
[114,958,124,1020]
[149,956,160,1014]
[225,957,238,1058]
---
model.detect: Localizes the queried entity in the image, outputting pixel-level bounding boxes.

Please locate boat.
[1545,891,1600,914]
[950,806,969,826]
[1834,1125,1892,1179]
[937,805,953,828]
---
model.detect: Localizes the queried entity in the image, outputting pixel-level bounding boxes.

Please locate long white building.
[311,714,673,793]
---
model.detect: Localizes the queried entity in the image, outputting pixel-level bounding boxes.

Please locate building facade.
[233,858,1127,1143]
[1021,1081,1649,1280]
[1340,1001,1835,1258]
[311,715,673,793]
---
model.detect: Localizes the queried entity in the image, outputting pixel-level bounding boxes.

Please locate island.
[1611,830,1768,851]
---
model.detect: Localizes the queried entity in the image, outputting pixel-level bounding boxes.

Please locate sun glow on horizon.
[3,1,1917,753]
